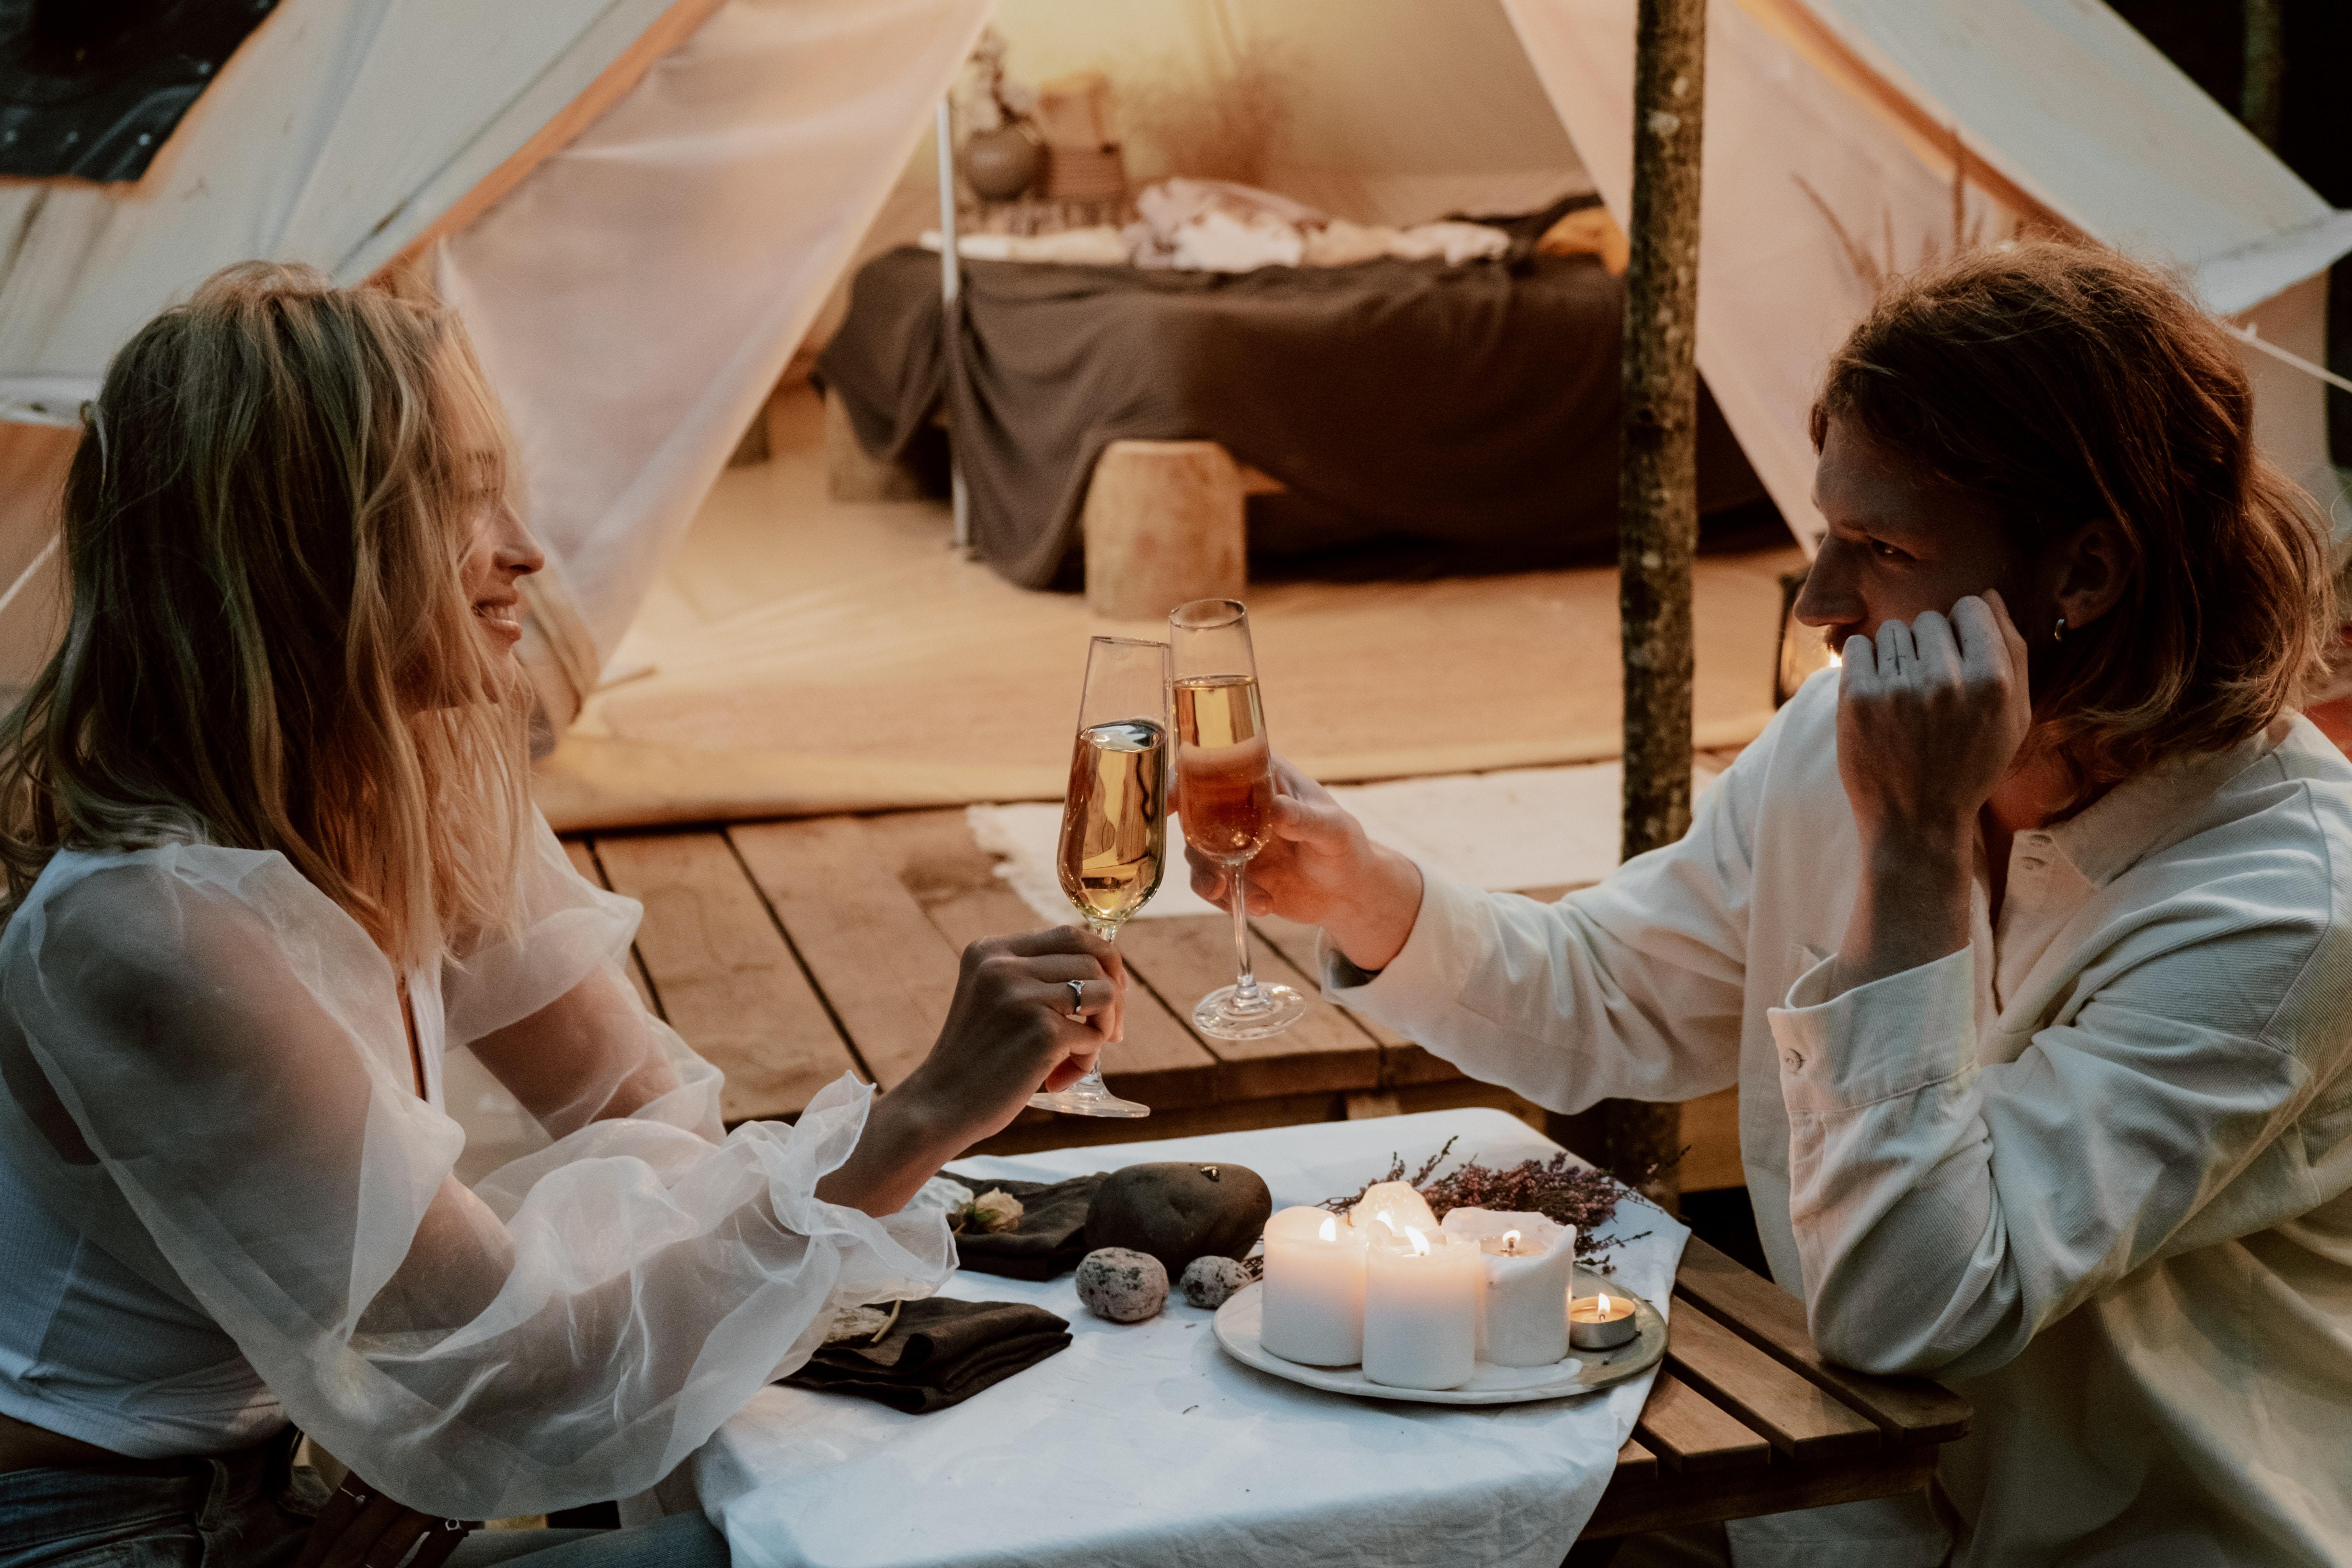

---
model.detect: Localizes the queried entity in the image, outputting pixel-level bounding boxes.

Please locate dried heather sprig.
[1320,1137,1665,1265]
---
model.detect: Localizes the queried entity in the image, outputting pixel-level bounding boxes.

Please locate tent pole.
[1552,0,1707,1213]
[937,97,971,555]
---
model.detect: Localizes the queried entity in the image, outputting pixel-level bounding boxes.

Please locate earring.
[2053,616,2067,644]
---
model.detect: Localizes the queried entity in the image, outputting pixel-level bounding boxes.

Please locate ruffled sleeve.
[0,842,951,1520]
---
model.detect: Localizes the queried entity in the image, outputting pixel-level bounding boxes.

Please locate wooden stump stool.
[824,389,928,503]
[1082,439,1247,620]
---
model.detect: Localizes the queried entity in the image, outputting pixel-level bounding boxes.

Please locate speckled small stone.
[1177,1255,1251,1309]
[1075,1247,1168,1323]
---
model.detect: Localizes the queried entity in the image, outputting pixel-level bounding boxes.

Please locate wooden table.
[559,807,1743,1184]
[1568,1235,1969,1556]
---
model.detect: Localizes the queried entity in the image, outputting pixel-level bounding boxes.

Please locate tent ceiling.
[0,0,704,424]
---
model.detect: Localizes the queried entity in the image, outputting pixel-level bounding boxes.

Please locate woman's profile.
[0,262,1121,1567]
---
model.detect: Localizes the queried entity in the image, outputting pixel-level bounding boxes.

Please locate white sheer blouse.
[0,814,953,1520]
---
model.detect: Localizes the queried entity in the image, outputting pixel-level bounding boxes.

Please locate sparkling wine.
[1059,719,1168,926]
[1174,674,1274,862]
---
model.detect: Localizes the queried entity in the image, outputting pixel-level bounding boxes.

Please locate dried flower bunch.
[1320,1138,1656,1265]
[947,1189,1024,1236]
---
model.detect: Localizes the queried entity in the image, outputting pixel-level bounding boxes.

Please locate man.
[1194,244,2352,1566]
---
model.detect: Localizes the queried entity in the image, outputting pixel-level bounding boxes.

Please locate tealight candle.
[1349,1180,1439,1243]
[1570,1291,1639,1350]
[1361,1225,1481,1390]
[1260,1206,1367,1365]
[1441,1207,1577,1367]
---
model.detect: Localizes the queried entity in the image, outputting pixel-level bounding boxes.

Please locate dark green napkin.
[783,1297,1071,1414]
[941,1172,1107,1280]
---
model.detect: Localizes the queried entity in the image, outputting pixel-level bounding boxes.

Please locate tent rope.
[2226,322,2352,397]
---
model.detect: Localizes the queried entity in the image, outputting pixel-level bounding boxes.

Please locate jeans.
[0,1430,730,1568]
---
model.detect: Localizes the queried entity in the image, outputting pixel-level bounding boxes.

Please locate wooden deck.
[562,808,1744,1179]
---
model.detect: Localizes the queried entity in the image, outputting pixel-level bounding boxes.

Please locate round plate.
[1211,1268,1666,1406]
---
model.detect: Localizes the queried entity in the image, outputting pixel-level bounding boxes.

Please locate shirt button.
[1783,1050,1805,1072]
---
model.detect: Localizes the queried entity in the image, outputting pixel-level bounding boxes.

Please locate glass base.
[1028,1066,1150,1118]
[1192,981,1308,1041]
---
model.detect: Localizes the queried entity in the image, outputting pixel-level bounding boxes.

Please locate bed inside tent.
[0,0,2345,837]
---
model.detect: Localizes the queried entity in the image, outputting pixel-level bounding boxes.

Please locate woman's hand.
[817,927,1123,1216]
[1833,591,2031,990]
[294,1474,474,1568]
[1183,756,1424,973]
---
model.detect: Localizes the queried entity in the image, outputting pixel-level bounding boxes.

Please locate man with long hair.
[1198,242,2352,1564]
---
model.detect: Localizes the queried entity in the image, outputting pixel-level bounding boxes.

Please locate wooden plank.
[1246,912,1464,1091]
[1672,1236,1972,1444]
[1678,1085,1744,1193]
[1613,1436,1659,1485]
[1581,1443,1938,1540]
[730,817,963,1091]
[562,838,663,1018]
[1664,1301,1882,1462]
[593,831,856,1122]
[857,810,1222,1109]
[1115,914,1383,1100]
[1632,1371,1773,1474]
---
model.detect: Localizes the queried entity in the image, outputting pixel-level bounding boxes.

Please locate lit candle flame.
[1501,1228,1521,1254]
[1827,648,1843,668]
[1317,1214,1337,1243]
[1373,1210,1398,1235]
[1405,1225,1432,1257]
[1597,1293,1613,1316]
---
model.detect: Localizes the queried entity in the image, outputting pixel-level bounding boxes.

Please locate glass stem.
[1227,858,1263,1004]
[1082,916,1121,1076]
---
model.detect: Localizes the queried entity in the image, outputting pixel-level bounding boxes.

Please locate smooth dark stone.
[1084,1161,1273,1277]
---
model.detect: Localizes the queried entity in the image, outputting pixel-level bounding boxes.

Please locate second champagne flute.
[1169,598,1307,1040]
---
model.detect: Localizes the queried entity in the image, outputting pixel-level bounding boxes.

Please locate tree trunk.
[1552,0,1708,1213]
[2242,0,2284,149]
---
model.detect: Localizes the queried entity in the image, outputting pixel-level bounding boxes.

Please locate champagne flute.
[1029,635,1166,1117]
[1169,599,1307,1040]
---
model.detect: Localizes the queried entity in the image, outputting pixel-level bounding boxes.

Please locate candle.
[1569,1291,1639,1350]
[1361,1225,1481,1390]
[1349,1180,1439,1243]
[1260,1206,1367,1365]
[1442,1207,1577,1368]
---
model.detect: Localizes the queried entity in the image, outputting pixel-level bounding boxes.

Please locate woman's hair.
[0,262,529,967]
[1812,239,2337,790]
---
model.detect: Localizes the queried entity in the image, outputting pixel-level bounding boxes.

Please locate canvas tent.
[0,0,2345,741]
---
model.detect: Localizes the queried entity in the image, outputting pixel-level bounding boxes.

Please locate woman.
[1198,242,2352,1566]
[0,263,1120,1567]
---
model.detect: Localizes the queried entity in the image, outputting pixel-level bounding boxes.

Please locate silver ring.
[1066,979,1087,1018]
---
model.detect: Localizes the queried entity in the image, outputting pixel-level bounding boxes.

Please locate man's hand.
[1833,591,2031,990]
[1183,756,1423,973]
[295,1475,473,1568]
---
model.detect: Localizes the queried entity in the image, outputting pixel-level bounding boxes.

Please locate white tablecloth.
[696,1108,1689,1568]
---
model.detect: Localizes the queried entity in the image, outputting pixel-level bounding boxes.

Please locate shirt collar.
[2025,722,2284,892]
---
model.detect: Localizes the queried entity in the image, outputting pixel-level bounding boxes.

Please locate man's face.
[1795,413,2023,654]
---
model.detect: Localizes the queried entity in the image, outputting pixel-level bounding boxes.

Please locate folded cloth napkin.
[784,1297,1072,1414]
[941,1172,1107,1280]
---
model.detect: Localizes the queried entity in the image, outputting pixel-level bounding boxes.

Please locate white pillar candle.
[1441,1207,1577,1368]
[1260,1206,1367,1366]
[1349,1180,1439,1243]
[1361,1225,1482,1390]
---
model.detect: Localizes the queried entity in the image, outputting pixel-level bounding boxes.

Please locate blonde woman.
[0,264,1121,1568]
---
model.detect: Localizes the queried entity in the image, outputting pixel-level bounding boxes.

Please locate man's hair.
[0,262,530,967]
[1811,239,2336,789]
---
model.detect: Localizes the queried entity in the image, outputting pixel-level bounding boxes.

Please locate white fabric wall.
[0,0,685,424]
[435,0,991,654]
[1502,0,2350,553]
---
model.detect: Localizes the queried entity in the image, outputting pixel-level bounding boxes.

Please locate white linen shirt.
[1324,672,2352,1568]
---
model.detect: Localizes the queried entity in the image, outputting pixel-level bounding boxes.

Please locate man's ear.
[2053,518,2130,632]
